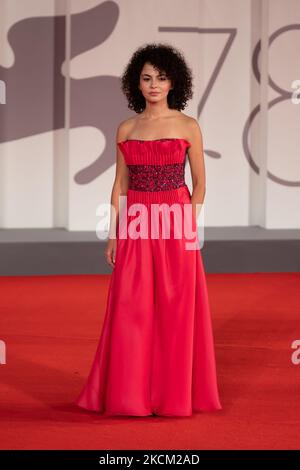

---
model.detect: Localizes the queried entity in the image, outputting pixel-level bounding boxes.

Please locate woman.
[75,43,222,416]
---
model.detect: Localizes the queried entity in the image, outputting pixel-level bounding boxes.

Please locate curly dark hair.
[120,42,194,113]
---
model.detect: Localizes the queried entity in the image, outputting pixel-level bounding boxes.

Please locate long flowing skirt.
[75,185,222,416]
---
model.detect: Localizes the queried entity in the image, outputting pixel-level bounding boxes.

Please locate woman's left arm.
[187,118,206,222]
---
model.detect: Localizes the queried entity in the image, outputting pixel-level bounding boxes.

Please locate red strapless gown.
[75,138,222,416]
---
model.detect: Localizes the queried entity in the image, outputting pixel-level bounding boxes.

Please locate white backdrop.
[0,0,299,230]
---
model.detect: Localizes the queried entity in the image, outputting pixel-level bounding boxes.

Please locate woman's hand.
[104,238,117,268]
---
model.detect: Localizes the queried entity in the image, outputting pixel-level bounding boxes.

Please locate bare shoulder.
[176,112,201,140]
[187,116,203,146]
[116,117,137,143]
[182,113,202,132]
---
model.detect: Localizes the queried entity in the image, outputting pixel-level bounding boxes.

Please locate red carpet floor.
[0,272,299,450]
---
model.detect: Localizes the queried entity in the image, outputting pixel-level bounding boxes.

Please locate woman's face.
[139,62,173,103]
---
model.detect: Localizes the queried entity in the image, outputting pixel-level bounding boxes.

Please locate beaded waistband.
[128,163,185,192]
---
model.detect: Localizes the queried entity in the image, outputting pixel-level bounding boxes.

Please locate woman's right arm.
[105,122,130,267]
